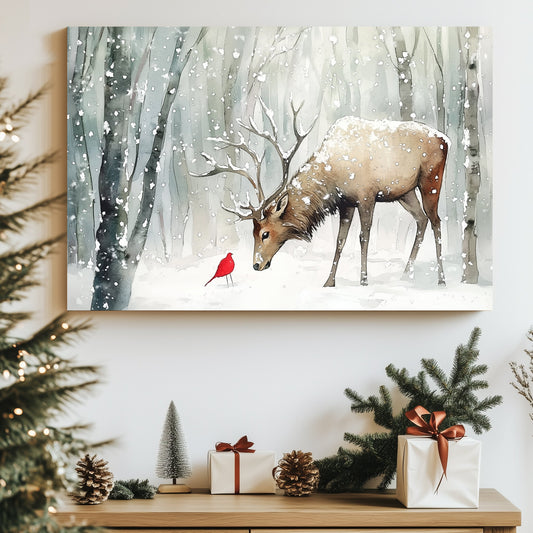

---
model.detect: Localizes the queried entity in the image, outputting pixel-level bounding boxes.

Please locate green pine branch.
[0,77,103,532]
[0,237,62,305]
[316,327,502,492]
[0,193,65,234]
[0,84,47,132]
[0,152,56,198]
[0,311,31,337]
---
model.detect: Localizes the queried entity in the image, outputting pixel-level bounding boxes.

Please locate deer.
[192,98,448,287]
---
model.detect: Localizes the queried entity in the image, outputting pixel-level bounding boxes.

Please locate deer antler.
[205,132,265,205]
[238,96,317,209]
[191,98,317,221]
[189,146,263,220]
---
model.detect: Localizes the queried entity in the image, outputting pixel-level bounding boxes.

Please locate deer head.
[191,97,317,271]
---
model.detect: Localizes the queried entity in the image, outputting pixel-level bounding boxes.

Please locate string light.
[13,408,23,416]
[0,479,6,488]
[38,367,46,374]
[27,430,36,437]
[11,134,19,143]
[61,322,69,330]
[15,264,22,271]
[43,428,50,436]
[2,370,9,379]
[17,369,24,376]
[50,335,56,341]
[19,361,26,368]
[48,505,57,514]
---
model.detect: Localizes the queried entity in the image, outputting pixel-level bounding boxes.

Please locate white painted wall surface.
[1,0,531,530]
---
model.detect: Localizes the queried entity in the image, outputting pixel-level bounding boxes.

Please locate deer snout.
[253,260,271,271]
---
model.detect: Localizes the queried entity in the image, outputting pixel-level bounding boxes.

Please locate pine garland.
[0,77,105,532]
[315,328,502,492]
[109,479,157,500]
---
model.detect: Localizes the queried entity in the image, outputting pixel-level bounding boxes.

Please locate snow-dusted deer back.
[193,103,448,287]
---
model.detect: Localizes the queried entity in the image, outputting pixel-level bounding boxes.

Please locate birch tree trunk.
[392,27,416,121]
[187,32,217,257]
[91,27,206,310]
[217,26,246,248]
[347,27,361,115]
[91,27,133,310]
[125,28,207,298]
[461,27,481,284]
[67,27,102,265]
[390,27,419,253]
[169,132,189,258]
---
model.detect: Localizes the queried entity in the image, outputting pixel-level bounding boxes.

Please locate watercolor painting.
[67,27,492,311]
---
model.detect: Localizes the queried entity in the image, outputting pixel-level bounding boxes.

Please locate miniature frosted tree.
[156,401,192,493]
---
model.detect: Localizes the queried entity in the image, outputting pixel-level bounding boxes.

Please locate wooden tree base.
[157,484,191,494]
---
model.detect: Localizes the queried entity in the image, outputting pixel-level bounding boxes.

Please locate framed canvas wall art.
[67,26,492,311]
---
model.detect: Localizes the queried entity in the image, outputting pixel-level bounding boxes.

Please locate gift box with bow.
[208,436,276,494]
[396,406,481,508]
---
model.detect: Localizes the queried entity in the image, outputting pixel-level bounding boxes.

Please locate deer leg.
[324,206,355,287]
[357,201,375,286]
[420,190,446,286]
[398,190,429,281]
[431,221,445,286]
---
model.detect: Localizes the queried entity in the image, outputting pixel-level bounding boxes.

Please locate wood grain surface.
[55,488,520,530]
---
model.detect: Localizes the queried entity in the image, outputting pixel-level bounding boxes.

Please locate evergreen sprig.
[0,76,104,532]
[315,328,502,492]
[109,479,157,500]
[510,328,533,424]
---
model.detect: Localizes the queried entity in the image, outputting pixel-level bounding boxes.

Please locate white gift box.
[396,435,481,508]
[208,450,276,494]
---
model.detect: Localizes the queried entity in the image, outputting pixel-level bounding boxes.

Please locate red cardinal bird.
[205,253,235,287]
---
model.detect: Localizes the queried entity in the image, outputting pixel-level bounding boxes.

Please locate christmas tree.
[156,401,192,493]
[316,328,502,492]
[0,78,103,531]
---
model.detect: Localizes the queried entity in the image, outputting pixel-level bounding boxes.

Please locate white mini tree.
[156,401,192,493]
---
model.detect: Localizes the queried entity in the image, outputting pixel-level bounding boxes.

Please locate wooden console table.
[55,488,521,532]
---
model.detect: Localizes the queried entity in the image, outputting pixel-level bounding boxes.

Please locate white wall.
[2,0,532,530]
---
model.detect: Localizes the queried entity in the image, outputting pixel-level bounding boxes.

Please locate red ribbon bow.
[405,406,465,491]
[215,436,255,493]
[215,435,255,454]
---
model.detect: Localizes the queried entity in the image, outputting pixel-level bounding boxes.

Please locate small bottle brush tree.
[315,328,502,492]
[156,401,192,493]
[0,78,103,531]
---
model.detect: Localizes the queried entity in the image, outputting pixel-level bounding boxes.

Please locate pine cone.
[72,454,114,505]
[273,450,320,496]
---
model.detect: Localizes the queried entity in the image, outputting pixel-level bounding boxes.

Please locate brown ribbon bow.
[215,436,255,493]
[405,405,465,491]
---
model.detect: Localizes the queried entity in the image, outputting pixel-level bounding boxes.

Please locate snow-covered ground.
[68,237,492,311]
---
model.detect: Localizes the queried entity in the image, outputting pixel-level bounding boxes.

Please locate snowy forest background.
[67,26,492,311]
